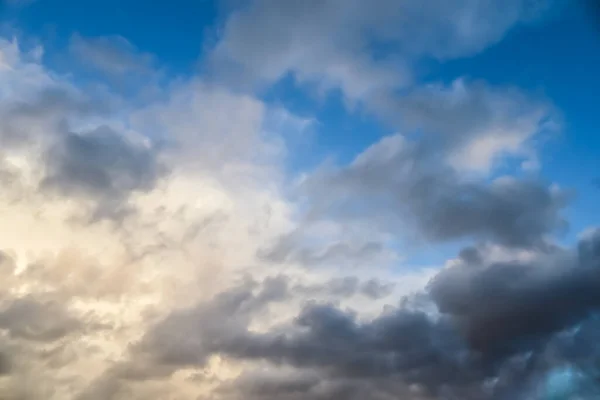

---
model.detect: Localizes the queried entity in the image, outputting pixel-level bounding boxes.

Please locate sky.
[0,0,599,399]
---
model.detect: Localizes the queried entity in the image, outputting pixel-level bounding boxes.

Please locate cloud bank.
[1,1,598,399]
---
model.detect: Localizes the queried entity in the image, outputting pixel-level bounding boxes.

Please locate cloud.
[372,79,557,174]
[125,280,484,399]
[261,230,394,268]
[42,125,165,205]
[361,279,396,300]
[129,79,284,180]
[0,58,163,217]
[0,1,588,399]
[285,133,568,251]
[0,36,428,399]
[212,0,554,102]
[212,0,404,102]
[428,234,599,356]
[136,276,290,368]
[121,229,600,400]
[129,277,468,395]
[258,79,562,265]
[0,297,81,342]
[286,276,396,301]
[0,38,293,398]
[69,34,155,78]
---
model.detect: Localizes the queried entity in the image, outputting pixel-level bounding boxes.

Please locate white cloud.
[211,2,558,180]
[0,1,575,398]
[212,0,553,103]
[373,78,557,175]
[0,38,60,101]
[0,37,424,399]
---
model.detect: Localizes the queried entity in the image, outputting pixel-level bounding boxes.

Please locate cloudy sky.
[0,0,599,399]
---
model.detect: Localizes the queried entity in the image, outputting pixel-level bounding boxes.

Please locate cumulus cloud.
[0,297,81,342]
[372,79,558,173]
[0,52,164,218]
[212,0,554,102]
[273,133,568,257]
[429,233,600,356]
[0,0,590,399]
[259,79,562,264]
[0,36,425,399]
[0,37,293,398]
[42,125,165,209]
[119,230,600,400]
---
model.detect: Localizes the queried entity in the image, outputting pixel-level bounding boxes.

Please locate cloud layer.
[0,1,597,399]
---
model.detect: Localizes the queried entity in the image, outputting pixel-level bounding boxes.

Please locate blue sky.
[0,1,600,399]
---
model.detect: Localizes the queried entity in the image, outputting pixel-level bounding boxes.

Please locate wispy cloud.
[69,34,155,77]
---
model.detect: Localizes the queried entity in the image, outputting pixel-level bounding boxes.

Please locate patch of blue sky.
[1,0,219,74]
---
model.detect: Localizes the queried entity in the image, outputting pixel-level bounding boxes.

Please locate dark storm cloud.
[129,229,600,400]
[142,287,484,397]
[137,274,393,371]
[134,277,481,397]
[225,305,471,383]
[429,229,600,356]
[299,134,568,249]
[43,125,164,202]
[217,371,433,400]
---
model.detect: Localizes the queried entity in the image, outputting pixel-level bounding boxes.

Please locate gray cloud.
[0,350,11,375]
[137,275,290,368]
[217,370,435,400]
[0,297,81,342]
[0,88,100,148]
[0,84,165,220]
[296,133,568,249]
[0,2,585,399]
[259,80,560,268]
[213,0,555,103]
[293,277,395,300]
[429,229,600,356]
[134,280,486,399]
[372,79,555,160]
[123,229,600,400]
[261,235,388,268]
[361,279,395,300]
[43,125,164,203]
